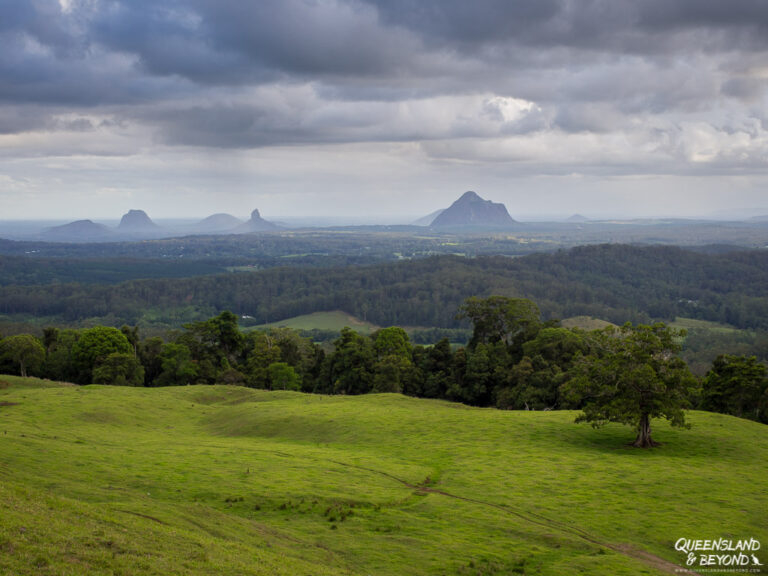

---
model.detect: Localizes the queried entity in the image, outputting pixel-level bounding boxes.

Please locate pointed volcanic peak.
[566,213,590,223]
[42,220,114,243]
[194,213,244,233]
[234,209,279,233]
[118,209,159,231]
[430,191,516,228]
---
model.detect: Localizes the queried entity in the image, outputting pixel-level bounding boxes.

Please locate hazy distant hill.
[566,214,590,223]
[431,191,515,228]
[115,209,167,240]
[193,213,243,233]
[234,209,278,233]
[412,209,445,226]
[118,209,159,232]
[42,220,114,242]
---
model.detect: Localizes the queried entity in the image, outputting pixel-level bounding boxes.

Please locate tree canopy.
[71,326,133,384]
[1,334,45,378]
[459,296,541,352]
[703,355,767,423]
[562,323,700,447]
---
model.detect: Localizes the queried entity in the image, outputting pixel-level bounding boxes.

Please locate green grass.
[670,316,743,334]
[1,377,767,575]
[259,310,380,334]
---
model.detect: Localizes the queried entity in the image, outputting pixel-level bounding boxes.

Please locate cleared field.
[259,310,380,334]
[560,316,616,330]
[1,376,766,575]
[670,316,744,334]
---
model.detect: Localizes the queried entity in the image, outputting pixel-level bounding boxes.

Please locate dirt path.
[114,509,168,525]
[330,459,690,575]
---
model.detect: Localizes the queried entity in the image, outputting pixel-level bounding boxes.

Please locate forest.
[1,244,768,369]
[2,299,766,436]
[0,238,768,376]
[1,244,767,326]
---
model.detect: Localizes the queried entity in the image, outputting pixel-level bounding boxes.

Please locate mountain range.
[40,209,279,243]
[28,192,516,242]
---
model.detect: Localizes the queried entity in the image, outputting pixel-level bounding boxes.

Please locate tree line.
[3,297,766,440]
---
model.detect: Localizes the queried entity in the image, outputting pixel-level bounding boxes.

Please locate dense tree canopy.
[459,296,542,351]
[71,327,133,384]
[92,352,145,387]
[0,334,45,378]
[702,355,767,423]
[2,246,768,348]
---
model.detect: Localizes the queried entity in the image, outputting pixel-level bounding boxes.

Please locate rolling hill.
[1,377,766,575]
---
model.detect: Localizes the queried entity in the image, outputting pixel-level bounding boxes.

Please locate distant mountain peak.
[118,209,158,230]
[234,208,278,233]
[457,190,483,202]
[430,191,515,228]
[42,219,114,242]
[194,213,243,233]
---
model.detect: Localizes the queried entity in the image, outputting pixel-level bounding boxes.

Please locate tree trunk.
[20,360,27,378]
[633,412,659,448]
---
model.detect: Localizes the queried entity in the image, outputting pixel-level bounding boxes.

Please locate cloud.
[1,0,767,219]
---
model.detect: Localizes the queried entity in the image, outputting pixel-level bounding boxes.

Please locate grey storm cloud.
[1,0,767,167]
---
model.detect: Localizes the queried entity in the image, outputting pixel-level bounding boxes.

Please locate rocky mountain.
[115,209,167,239]
[42,220,114,242]
[430,191,515,228]
[234,209,278,233]
[118,210,159,231]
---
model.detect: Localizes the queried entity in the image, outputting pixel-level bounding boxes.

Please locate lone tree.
[0,334,46,378]
[562,323,699,448]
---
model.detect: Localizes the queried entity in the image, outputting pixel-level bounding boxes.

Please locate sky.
[1,0,768,223]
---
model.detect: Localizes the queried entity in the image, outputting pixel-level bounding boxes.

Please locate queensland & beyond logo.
[675,538,763,573]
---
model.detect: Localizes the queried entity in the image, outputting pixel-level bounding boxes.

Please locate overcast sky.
[1,0,768,222]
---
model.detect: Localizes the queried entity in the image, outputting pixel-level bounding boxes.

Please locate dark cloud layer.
[3,1,766,104]
[1,0,767,219]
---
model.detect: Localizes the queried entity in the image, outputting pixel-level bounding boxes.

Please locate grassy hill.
[1,376,766,575]
[258,310,379,334]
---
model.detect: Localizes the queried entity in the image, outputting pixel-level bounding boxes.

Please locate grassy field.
[560,316,616,330]
[259,310,380,334]
[670,317,743,335]
[1,375,766,575]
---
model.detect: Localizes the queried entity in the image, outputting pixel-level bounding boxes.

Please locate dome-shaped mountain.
[430,191,516,228]
[42,220,114,242]
[194,213,243,233]
[118,209,159,231]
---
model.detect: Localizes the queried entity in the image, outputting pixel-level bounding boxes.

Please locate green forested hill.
[1,377,766,575]
[1,245,767,332]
